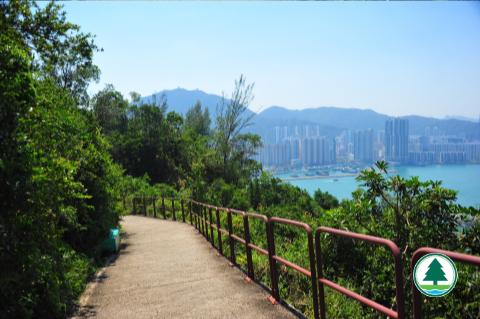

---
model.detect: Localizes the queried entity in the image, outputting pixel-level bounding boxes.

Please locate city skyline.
[256,118,480,169]
[61,2,480,118]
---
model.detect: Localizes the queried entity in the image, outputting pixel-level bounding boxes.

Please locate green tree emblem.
[423,258,447,285]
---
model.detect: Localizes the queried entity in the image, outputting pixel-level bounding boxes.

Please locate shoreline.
[280,173,358,181]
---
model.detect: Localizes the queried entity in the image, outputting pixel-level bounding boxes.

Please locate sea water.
[276,164,480,208]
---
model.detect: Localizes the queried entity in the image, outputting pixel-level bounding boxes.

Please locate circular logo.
[413,253,458,297]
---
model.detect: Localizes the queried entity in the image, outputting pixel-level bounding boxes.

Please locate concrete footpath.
[73,215,296,319]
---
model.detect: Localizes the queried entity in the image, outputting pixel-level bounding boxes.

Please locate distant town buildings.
[301,136,336,166]
[256,136,335,168]
[353,129,374,163]
[408,137,480,165]
[256,118,480,169]
[385,118,409,163]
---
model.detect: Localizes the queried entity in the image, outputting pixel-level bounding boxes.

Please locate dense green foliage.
[314,189,340,210]
[185,101,211,136]
[1,2,119,318]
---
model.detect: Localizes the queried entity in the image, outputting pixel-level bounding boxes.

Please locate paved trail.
[74,215,296,319]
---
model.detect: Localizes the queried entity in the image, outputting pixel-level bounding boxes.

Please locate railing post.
[315,231,327,319]
[208,207,215,246]
[197,204,201,232]
[152,196,156,218]
[203,206,209,239]
[197,204,201,231]
[199,205,204,235]
[395,253,405,319]
[243,215,254,281]
[181,200,185,223]
[203,206,208,238]
[192,202,196,228]
[171,198,176,221]
[132,197,137,215]
[189,200,193,225]
[216,208,223,255]
[227,209,236,265]
[143,195,147,216]
[411,250,424,319]
[162,197,166,219]
[193,202,198,229]
[307,231,320,319]
[198,204,203,235]
[267,220,279,301]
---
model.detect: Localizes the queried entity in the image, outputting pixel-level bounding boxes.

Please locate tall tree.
[91,84,128,135]
[1,0,100,106]
[185,101,211,136]
[214,75,261,183]
[111,102,189,185]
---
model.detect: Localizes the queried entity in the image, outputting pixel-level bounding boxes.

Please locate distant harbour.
[275,164,480,208]
[281,173,358,181]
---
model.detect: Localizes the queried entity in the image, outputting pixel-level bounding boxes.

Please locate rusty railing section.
[315,227,404,319]
[268,217,319,319]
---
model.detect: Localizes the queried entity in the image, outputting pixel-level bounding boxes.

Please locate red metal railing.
[411,247,480,319]
[245,213,270,281]
[315,227,404,319]
[131,196,480,319]
[269,217,320,319]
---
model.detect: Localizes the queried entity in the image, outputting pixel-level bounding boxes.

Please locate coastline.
[280,173,358,181]
[275,164,480,208]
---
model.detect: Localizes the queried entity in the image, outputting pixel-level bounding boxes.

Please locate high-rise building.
[385,121,394,160]
[353,129,374,163]
[304,125,311,138]
[299,136,336,167]
[275,126,281,143]
[385,118,409,163]
[478,114,480,140]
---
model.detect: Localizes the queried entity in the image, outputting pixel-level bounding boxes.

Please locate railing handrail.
[315,227,404,319]
[130,196,480,319]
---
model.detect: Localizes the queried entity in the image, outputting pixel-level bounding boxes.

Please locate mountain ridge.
[140,88,480,141]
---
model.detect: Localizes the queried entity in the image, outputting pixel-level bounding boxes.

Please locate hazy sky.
[62,2,480,118]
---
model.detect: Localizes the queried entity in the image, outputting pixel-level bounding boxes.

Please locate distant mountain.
[444,115,478,123]
[404,115,480,138]
[140,88,254,119]
[255,106,480,140]
[255,106,389,131]
[141,88,480,142]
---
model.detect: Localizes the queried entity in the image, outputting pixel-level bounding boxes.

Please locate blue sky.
[62,2,480,118]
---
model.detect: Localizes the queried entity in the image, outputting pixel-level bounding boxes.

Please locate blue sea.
[275,164,480,208]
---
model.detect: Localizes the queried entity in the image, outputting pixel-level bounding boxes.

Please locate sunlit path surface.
[74,215,296,319]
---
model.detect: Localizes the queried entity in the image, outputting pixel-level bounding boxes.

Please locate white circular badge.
[413,253,457,297]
